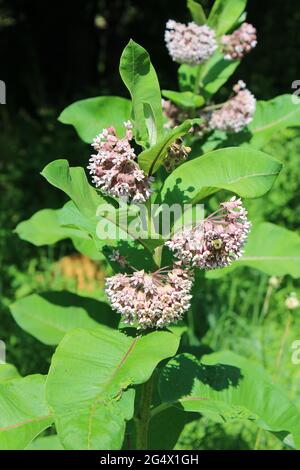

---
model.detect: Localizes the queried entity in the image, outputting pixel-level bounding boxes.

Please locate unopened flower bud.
[269,276,281,289]
[285,293,300,310]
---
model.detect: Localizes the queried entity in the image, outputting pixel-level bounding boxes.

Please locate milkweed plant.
[2,0,300,451]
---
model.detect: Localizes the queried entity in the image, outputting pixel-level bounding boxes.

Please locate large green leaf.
[0,364,20,383]
[9,291,115,345]
[41,159,103,217]
[58,96,131,143]
[139,119,199,175]
[26,435,64,450]
[15,209,79,246]
[179,51,240,98]
[218,95,300,151]
[247,95,300,149]
[187,0,207,25]
[40,160,151,250]
[14,206,103,260]
[46,326,179,450]
[161,147,282,205]
[40,160,114,249]
[207,0,247,36]
[159,351,300,449]
[119,40,163,146]
[162,90,205,109]
[149,406,196,450]
[206,222,300,279]
[200,50,240,99]
[0,375,53,450]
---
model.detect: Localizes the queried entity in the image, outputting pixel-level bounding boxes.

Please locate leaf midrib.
[87,336,139,449]
[0,413,52,432]
[189,170,279,204]
[252,107,300,134]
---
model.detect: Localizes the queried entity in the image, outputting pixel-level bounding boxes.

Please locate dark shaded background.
[1,0,300,114]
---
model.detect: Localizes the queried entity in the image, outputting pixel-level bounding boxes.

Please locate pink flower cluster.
[221,23,257,61]
[88,122,152,203]
[209,81,256,133]
[165,20,217,65]
[105,267,193,329]
[166,197,251,270]
[162,99,189,129]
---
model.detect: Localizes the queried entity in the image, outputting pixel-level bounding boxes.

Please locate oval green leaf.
[207,0,247,36]
[206,222,300,279]
[159,351,300,449]
[9,292,114,345]
[119,40,163,147]
[46,326,179,449]
[58,96,131,143]
[0,375,53,450]
[161,147,282,205]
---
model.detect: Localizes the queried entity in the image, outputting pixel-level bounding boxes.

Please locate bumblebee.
[211,238,222,250]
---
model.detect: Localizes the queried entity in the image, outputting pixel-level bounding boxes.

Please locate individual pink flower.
[88,121,152,203]
[105,266,193,329]
[166,197,251,270]
[221,23,257,61]
[209,80,256,133]
[165,20,217,65]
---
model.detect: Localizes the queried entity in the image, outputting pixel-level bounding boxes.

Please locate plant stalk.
[135,374,154,450]
[274,312,293,375]
[202,101,227,112]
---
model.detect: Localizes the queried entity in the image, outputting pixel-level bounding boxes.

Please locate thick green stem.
[135,375,154,450]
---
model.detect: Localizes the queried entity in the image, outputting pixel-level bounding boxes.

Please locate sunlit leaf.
[9,291,116,345]
[26,435,64,450]
[0,364,20,383]
[139,119,200,175]
[208,0,247,36]
[0,375,53,450]
[119,40,163,147]
[161,147,282,205]
[58,96,131,143]
[162,90,205,109]
[46,326,179,449]
[206,222,300,279]
[187,0,207,25]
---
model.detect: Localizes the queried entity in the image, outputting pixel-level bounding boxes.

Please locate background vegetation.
[1,0,300,449]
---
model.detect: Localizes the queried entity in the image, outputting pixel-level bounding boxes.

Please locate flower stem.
[135,374,154,450]
[260,284,274,321]
[194,64,203,95]
[202,101,227,112]
[274,312,293,375]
